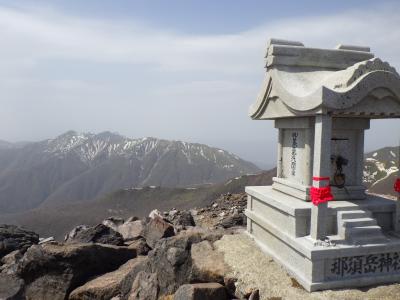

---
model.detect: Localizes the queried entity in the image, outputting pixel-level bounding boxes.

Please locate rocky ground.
[2,192,400,300]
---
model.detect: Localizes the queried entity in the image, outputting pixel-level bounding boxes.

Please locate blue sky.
[0,0,399,166]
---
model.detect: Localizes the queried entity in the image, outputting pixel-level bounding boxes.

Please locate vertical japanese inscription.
[290,132,299,176]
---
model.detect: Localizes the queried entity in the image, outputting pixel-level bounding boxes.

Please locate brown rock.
[69,256,147,300]
[174,283,228,300]
[118,220,146,241]
[127,238,151,255]
[190,240,230,283]
[128,271,159,300]
[143,215,175,248]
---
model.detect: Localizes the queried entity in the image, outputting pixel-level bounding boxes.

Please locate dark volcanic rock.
[219,213,246,228]
[143,230,225,296]
[143,216,175,248]
[173,211,196,227]
[65,224,125,246]
[0,273,24,300]
[174,283,228,300]
[0,224,39,258]
[17,242,136,300]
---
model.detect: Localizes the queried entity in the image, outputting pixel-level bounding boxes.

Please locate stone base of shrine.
[245,186,400,292]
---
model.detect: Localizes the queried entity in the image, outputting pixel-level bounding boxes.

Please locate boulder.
[0,273,24,300]
[144,230,225,296]
[0,250,23,274]
[128,271,159,300]
[69,256,147,300]
[190,240,230,283]
[145,234,194,295]
[0,224,39,258]
[65,224,125,246]
[174,283,227,300]
[64,225,89,241]
[1,249,23,266]
[118,220,146,241]
[127,238,151,256]
[219,213,245,228]
[17,242,136,300]
[143,216,175,248]
[174,211,196,227]
[102,217,125,232]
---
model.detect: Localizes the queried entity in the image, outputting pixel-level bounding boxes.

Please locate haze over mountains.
[0,130,397,239]
[0,131,260,214]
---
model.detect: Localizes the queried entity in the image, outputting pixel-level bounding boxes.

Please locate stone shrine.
[245,39,400,291]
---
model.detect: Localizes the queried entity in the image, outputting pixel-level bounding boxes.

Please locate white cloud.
[0,3,399,163]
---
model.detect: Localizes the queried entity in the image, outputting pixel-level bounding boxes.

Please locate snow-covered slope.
[0,131,260,213]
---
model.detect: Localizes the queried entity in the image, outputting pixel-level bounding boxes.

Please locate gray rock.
[127,238,151,256]
[118,220,146,241]
[219,213,245,228]
[143,215,175,248]
[174,283,228,300]
[144,230,225,296]
[0,224,39,258]
[128,271,159,300]
[102,217,125,231]
[174,211,195,227]
[64,225,89,241]
[0,273,24,300]
[17,242,136,300]
[65,224,125,246]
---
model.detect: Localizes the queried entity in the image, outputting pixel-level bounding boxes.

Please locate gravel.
[214,233,400,300]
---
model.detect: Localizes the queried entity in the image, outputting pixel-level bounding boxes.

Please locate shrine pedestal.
[246,186,400,291]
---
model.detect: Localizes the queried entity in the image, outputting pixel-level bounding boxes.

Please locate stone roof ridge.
[265,38,374,70]
[324,58,400,91]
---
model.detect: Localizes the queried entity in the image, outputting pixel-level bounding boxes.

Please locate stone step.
[344,225,382,238]
[339,217,377,228]
[350,234,389,245]
[337,210,371,220]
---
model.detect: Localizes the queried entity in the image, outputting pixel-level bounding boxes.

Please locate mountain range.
[0,131,260,214]
[0,130,397,239]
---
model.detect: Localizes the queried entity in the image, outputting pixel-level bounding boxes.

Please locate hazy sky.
[0,0,399,166]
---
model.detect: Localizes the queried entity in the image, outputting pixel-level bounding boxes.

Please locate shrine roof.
[249,39,400,120]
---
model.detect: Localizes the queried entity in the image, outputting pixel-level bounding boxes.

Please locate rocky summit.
[2,192,400,299]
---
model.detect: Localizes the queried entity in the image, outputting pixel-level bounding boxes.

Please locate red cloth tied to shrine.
[395,178,400,193]
[311,176,334,205]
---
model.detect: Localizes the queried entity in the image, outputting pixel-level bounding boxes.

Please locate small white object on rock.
[39,237,55,245]
[149,209,163,219]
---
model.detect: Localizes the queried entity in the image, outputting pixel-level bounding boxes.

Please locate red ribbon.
[310,186,334,206]
[310,175,334,205]
[395,178,400,193]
